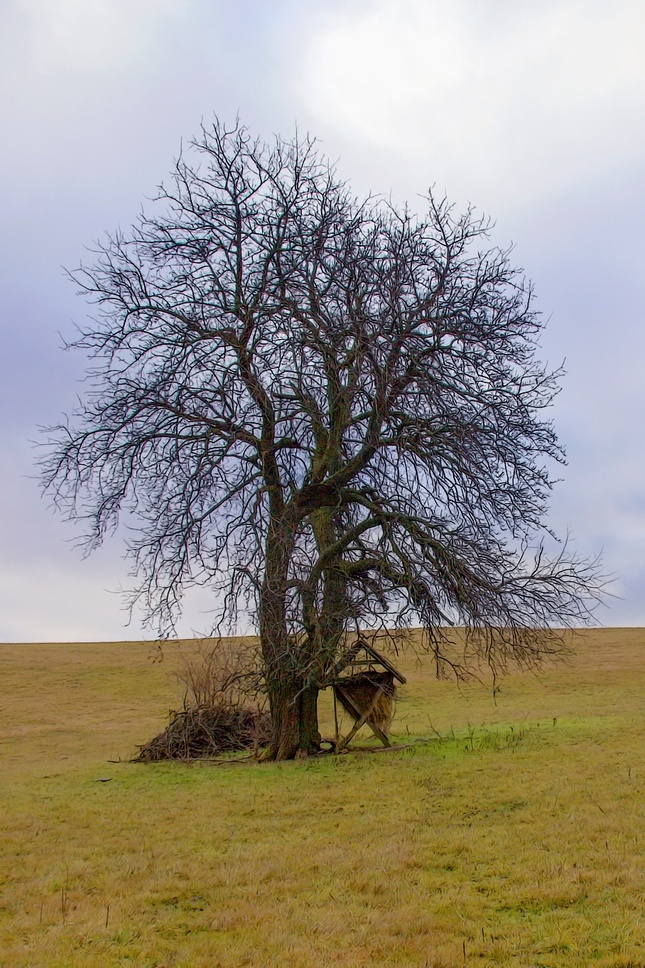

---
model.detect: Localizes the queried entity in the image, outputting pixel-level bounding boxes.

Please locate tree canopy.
[42,118,602,759]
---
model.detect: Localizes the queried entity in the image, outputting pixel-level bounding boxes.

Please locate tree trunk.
[259,515,321,759]
[299,684,322,753]
[266,679,321,760]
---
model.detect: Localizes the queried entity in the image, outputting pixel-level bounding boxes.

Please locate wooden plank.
[326,641,363,681]
[324,638,406,686]
[356,639,407,684]
[335,684,390,750]
[365,720,391,747]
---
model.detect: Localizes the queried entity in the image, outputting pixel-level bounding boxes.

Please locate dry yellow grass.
[1,629,645,966]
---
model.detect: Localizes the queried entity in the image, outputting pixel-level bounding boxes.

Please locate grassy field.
[1,629,644,967]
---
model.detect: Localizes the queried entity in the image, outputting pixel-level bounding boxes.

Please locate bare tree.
[41,119,603,759]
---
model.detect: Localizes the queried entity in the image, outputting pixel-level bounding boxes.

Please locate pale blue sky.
[1,0,644,639]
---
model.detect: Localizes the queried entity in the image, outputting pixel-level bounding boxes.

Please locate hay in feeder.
[134,703,271,761]
[334,671,396,734]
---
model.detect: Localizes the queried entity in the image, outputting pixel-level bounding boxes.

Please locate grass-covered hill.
[1,628,644,966]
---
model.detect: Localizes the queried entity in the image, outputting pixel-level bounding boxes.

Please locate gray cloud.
[1,0,642,639]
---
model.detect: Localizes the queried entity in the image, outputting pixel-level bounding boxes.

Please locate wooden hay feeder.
[327,640,406,751]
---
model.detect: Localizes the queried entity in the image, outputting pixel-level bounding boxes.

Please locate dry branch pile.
[135,638,270,761]
[134,703,271,761]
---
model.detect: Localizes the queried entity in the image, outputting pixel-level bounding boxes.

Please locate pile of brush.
[135,637,270,761]
[134,703,271,761]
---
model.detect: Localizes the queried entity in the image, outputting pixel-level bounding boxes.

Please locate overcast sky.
[1,0,644,641]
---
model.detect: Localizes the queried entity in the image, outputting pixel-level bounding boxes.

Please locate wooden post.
[333,686,340,752]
